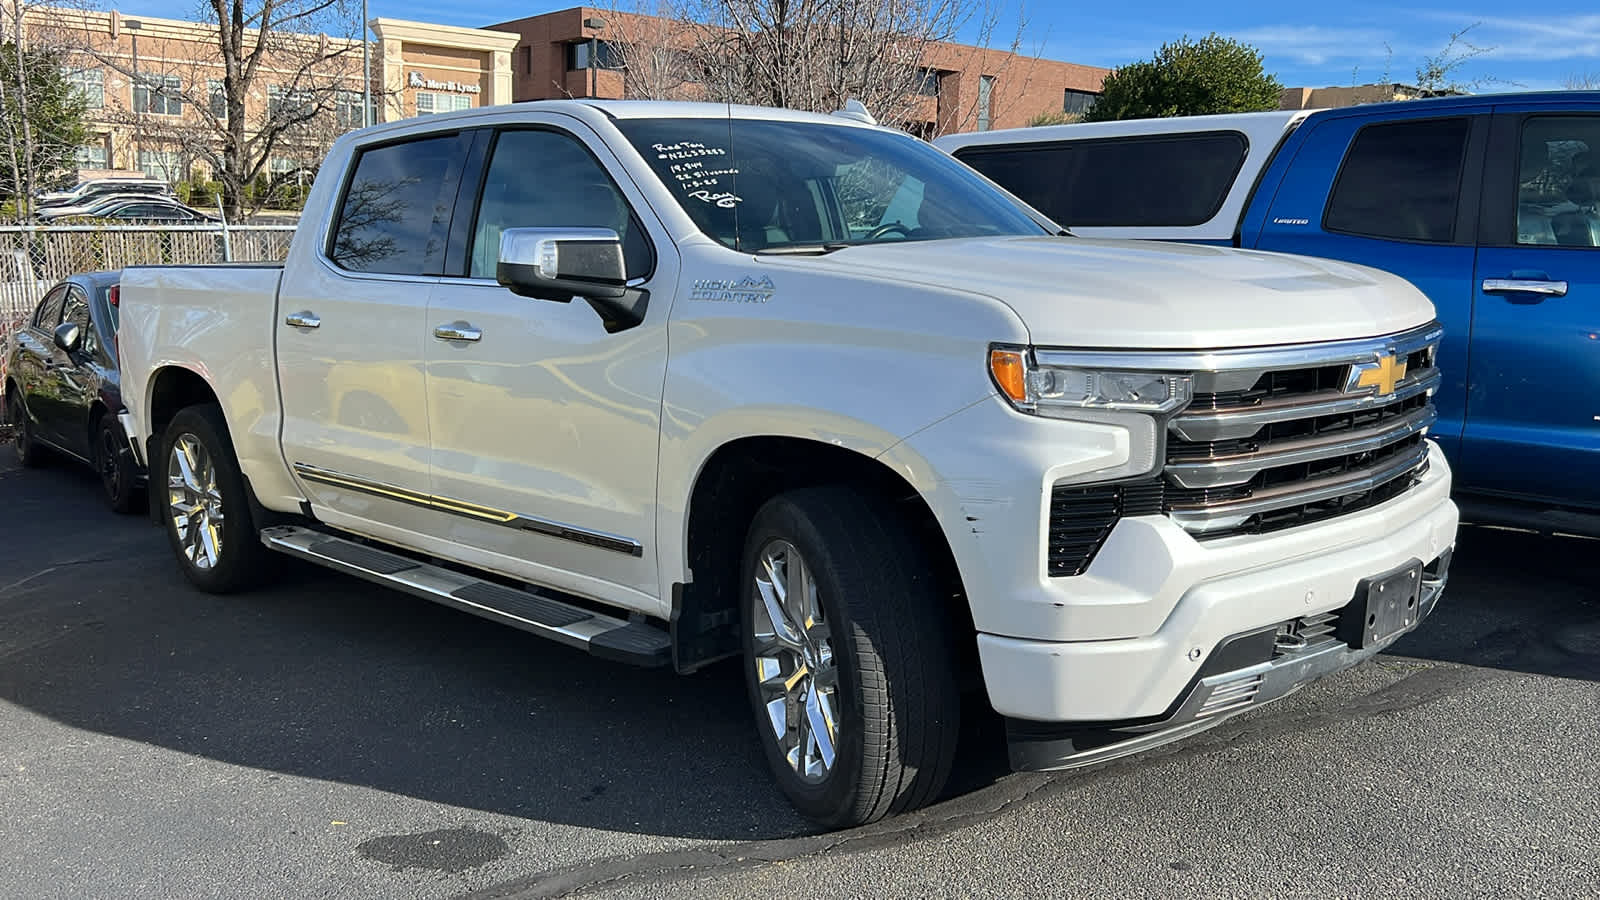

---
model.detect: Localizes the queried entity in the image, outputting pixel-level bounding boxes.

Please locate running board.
[258,525,671,667]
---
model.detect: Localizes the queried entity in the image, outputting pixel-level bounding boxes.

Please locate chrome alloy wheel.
[167,433,224,570]
[751,540,839,783]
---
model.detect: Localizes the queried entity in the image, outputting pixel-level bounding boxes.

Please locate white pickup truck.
[116,100,1458,828]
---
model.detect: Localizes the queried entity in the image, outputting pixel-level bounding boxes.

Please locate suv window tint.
[1516,115,1600,248]
[1325,118,1470,242]
[954,132,1248,227]
[468,129,652,279]
[331,134,462,275]
[34,286,67,330]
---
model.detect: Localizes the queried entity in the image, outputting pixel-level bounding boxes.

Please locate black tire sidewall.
[95,415,140,513]
[10,392,43,468]
[158,405,263,593]
[739,497,872,825]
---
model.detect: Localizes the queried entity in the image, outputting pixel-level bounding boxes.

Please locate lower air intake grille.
[1047,479,1164,577]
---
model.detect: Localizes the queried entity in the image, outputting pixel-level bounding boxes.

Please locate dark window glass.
[614,117,1046,252]
[568,40,623,71]
[61,287,94,353]
[468,129,652,280]
[1062,89,1097,116]
[1325,118,1469,242]
[956,132,1248,227]
[331,135,462,275]
[34,286,67,330]
[1515,115,1600,248]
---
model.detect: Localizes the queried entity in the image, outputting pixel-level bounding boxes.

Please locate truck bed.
[117,263,291,507]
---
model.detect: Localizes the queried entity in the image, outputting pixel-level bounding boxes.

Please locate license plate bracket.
[1342,559,1425,649]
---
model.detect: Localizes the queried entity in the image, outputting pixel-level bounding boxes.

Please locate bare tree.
[58,0,371,217]
[1565,72,1600,90]
[1413,23,1517,95]
[1,0,91,215]
[599,0,1029,137]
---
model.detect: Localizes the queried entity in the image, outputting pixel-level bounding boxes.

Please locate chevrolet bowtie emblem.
[1347,353,1407,397]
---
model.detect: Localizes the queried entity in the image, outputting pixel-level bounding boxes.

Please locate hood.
[775,236,1435,349]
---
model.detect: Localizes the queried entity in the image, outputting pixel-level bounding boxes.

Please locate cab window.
[1515,115,1600,247]
[33,286,67,331]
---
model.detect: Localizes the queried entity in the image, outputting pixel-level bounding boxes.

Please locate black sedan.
[3,271,145,512]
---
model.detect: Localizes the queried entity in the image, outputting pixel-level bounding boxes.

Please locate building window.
[138,149,184,182]
[977,74,995,131]
[1062,89,1098,116]
[568,39,623,71]
[209,80,227,121]
[415,92,471,116]
[63,67,104,109]
[74,142,107,169]
[335,90,365,128]
[133,74,182,116]
[268,85,316,122]
[915,68,941,97]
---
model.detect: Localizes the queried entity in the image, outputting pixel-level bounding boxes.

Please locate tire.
[740,486,961,828]
[157,404,274,593]
[94,413,144,514]
[8,389,47,468]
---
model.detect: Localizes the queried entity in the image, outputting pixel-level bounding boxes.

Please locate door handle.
[433,322,482,342]
[284,311,321,328]
[1482,278,1568,297]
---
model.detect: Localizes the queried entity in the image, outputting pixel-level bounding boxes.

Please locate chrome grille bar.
[1166,405,1437,489]
[1170,368,1442,442]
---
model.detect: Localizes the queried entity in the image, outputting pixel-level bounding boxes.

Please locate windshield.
[614,117,1049,252]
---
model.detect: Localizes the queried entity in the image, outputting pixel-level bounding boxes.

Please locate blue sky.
[117,1,1600,93]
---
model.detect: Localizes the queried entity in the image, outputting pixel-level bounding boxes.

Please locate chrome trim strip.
[291,462,644,557]
[1169,368,1442,442]
[1166,406,1436,489]
[1168,442,1430,531]
[1033,322,1443,373]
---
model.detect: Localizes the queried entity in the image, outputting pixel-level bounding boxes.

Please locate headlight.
[989,347,1193,416]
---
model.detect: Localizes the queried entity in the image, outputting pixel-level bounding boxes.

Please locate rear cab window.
[953,132,1249,228]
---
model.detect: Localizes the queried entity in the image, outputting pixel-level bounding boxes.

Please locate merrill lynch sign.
[407,71,481,94]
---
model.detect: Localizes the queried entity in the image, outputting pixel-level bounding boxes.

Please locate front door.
[277,130,471,532]
[424,124,675,608]
[1463,111,1600,508]
[38,285,99,458]
[13,286,67,445]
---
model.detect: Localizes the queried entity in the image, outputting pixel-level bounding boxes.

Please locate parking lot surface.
[2,453,1597,899]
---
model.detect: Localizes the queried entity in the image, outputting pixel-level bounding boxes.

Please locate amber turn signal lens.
[989,349,1028,403]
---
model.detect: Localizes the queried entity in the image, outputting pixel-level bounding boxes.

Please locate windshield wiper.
[753,242,855,256]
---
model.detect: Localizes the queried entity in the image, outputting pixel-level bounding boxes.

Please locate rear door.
[1462,109,1600,508]
[1251,109,1490,462]
[276,130,471,533]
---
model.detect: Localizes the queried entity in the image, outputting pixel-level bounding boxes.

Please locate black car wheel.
[94,413,144,514]
[8,391,47,468]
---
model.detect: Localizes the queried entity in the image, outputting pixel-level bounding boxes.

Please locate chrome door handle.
[1482,278,1568,297]
[284,311,321,328]
[433,322,482,342]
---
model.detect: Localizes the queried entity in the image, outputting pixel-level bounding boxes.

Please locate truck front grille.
[1047,479,1164,576]
[1162,326,1442,541]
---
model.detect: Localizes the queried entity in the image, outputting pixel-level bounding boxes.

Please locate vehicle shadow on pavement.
[1388,524,1600,683]
[0,456,1015,841]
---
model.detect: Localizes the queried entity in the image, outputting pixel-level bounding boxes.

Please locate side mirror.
[497,227,649,332]
[53,321,82,354]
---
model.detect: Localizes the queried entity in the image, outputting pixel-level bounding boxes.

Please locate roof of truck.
[934,109,1316,154]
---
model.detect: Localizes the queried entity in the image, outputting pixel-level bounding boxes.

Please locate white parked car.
[112,100,1458,828]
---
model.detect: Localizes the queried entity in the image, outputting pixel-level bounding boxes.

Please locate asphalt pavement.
[1,451,1596,899]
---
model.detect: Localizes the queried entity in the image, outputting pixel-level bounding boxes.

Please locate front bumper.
[1003,548,1450,771]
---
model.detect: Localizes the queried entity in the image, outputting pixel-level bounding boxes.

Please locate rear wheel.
[9,390,47,468]
[741,486,961,828]
[159,404,274,593]
[94,414,144,514]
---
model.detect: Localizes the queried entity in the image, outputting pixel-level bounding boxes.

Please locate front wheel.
[741,486,961,828]
[8,390,47,468]
[158,404,274,593]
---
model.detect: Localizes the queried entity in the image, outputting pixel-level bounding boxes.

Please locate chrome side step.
[258,525,671,667]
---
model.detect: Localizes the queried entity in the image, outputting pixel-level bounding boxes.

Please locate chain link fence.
[0,223,298,345]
